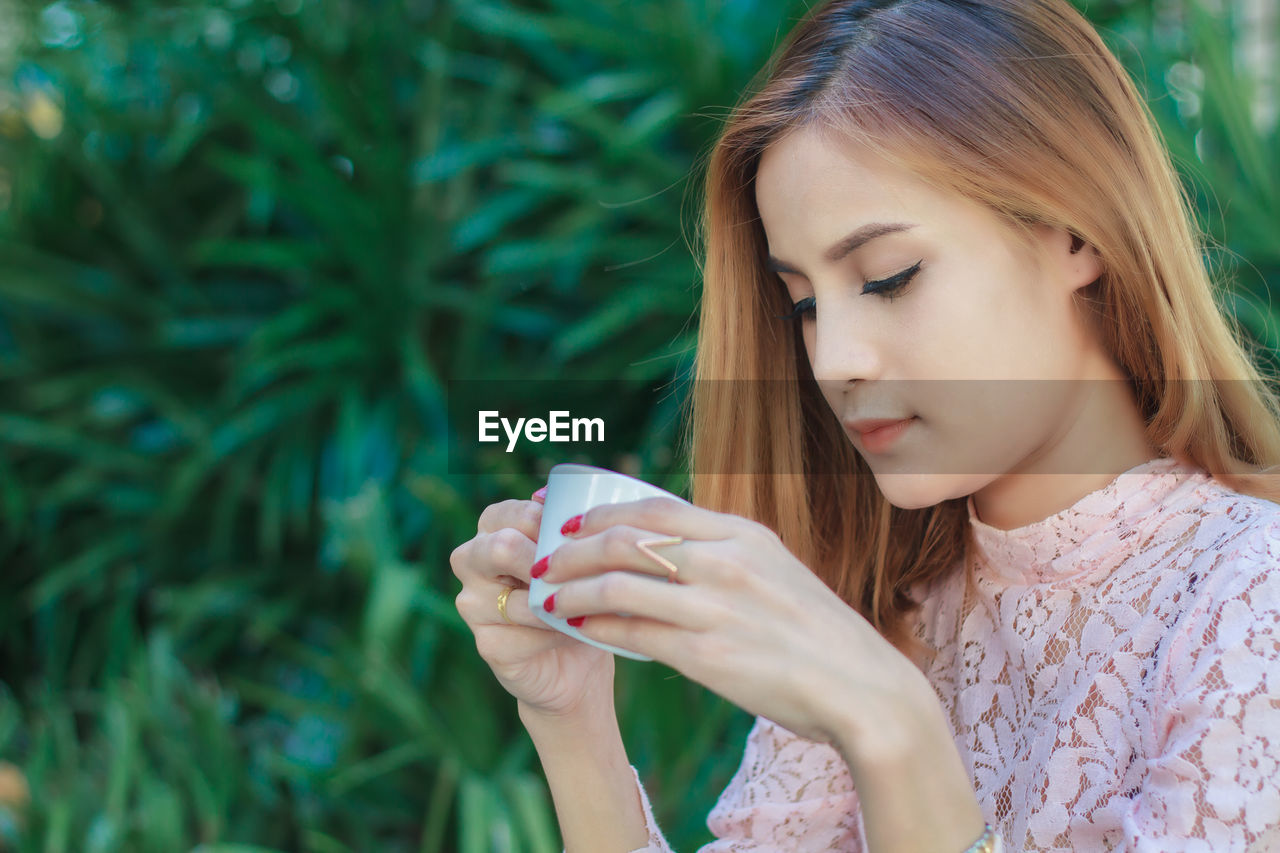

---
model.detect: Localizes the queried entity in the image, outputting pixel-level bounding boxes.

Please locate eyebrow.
[766,222,916,275]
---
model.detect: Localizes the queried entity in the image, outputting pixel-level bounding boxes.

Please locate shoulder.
[1143,470,1280,576]
[1154,475,1280,691]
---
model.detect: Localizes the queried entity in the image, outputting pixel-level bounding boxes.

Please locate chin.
[871,471,981,510]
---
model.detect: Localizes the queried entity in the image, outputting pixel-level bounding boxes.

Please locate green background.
[0,0,1275,850]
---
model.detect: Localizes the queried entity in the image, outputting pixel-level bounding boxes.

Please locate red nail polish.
[560,514,583,535]
[531,556,550,578]
[568,616,586,628]
[532,486,547,500]
[544,592,556,613]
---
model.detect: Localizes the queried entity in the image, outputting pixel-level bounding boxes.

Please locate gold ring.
[635,536,685,583]
[497,585,517,625]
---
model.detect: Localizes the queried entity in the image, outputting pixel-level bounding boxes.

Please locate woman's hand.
[537,496,926,747]
[450,488,616,719]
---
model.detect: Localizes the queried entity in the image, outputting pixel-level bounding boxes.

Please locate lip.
[844,416,916,454]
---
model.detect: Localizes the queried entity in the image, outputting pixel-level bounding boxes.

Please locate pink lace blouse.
[617,456,1280,851]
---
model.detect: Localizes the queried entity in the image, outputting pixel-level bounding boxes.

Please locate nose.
[806,299,881,390]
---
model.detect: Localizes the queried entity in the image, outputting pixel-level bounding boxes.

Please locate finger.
[542,524,696,585]
[545,570,722,633]
[462,526,539,586]
[532,485,547,503]
[569,612,685,665]
[487,584,544,629]
[471,617,575,667]
[559,496,749,543]
[477,498,543,538]
[459,580,552,631]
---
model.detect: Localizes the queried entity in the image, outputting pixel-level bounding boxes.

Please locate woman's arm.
[825,666,994,853]
[533,497,998,852]
[519,697,664,853]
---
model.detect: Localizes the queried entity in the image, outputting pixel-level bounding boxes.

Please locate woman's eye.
[772,259,923,323]
[775,296,815,322]
[862,259,923,300]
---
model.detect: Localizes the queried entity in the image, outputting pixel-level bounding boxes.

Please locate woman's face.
[755,124,1123,512]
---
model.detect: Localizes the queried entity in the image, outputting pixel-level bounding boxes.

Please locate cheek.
[910,274,1055,380]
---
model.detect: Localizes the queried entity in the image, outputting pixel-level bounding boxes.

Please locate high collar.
[965,456,1207,585]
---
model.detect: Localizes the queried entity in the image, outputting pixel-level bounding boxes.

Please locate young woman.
[451,0,1280,849]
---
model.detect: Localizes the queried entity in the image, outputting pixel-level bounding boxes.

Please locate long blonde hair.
[681,0,1280,655]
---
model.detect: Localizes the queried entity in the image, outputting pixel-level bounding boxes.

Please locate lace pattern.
[615,457,1280,852]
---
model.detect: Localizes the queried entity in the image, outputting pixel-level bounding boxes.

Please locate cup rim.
[547,462,687,499]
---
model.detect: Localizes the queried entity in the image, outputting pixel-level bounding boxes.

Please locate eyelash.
[774,260,923,322]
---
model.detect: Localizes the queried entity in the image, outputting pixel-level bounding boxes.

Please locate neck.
[971,364,1160,530]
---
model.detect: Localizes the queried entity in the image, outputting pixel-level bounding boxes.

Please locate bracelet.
[961,823,1002,853]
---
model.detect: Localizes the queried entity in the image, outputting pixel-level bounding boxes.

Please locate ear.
[1037,224,1103,292]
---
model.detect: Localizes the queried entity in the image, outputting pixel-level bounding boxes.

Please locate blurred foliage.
[1084,0,1280,373]
[0,0,1275,850]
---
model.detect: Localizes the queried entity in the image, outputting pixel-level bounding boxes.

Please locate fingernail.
[532,486,547,500]
[543,592,556,613]
[531,555,550,579]
[568,616,586,628]
[560,514,583,535]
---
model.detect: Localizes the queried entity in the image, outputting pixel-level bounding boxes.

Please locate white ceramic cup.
[529,463,690,662]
